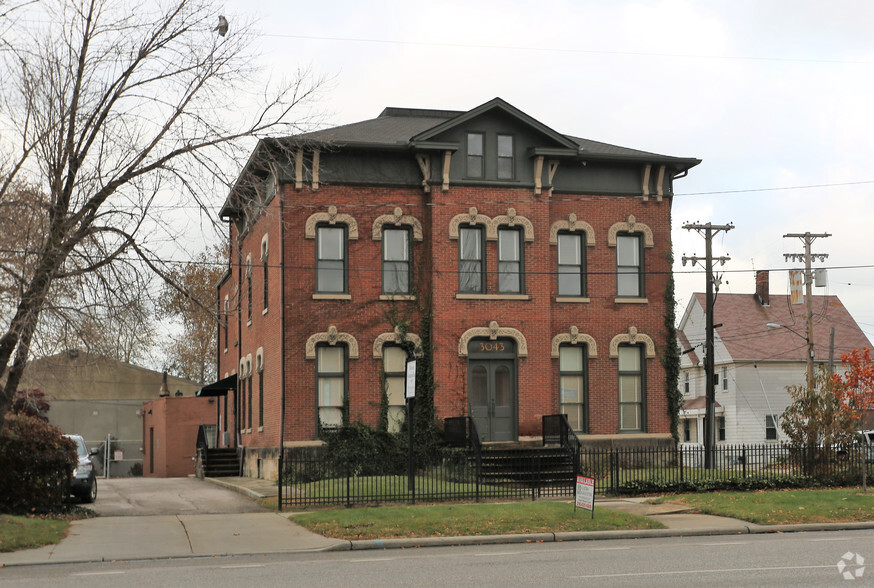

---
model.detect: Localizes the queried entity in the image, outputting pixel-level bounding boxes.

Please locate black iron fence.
[278,440,871,510]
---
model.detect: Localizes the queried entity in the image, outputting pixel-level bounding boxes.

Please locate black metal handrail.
[195,424,209,474]
[542,414,581,452]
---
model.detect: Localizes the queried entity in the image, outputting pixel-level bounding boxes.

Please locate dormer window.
[466,132,484,178]
[497,134,514,179]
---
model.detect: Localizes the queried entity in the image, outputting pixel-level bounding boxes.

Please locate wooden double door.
[468,339,517,442]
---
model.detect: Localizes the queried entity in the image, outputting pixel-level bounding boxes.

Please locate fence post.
[278,450,283,512]
[345,461,352,509]
[678,445,683,482]
[742,445,747,478]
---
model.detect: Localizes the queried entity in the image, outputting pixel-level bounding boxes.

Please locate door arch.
[468,339,517,442]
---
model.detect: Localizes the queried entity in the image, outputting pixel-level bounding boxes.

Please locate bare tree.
[156,244,225,383]
[0,0,324,426]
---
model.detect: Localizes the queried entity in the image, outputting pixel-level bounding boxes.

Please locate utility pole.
[683,222,734,469]
[783,232,830,393]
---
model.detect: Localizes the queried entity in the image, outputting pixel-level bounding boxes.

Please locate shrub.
[0,414,77,513]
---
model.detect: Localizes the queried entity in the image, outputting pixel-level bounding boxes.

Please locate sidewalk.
[3,476,873,567]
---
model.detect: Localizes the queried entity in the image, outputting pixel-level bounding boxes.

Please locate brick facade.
[212,99,699,478]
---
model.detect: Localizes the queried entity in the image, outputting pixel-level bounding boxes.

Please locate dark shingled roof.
[286,101,695,163]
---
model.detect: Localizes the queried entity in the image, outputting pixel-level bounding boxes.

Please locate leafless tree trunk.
[0,0,324,425]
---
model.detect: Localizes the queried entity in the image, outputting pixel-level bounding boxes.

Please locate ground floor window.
[765,414,778,440]
[558,344,587,433]
[317,345,346,429]
[382,346,407,433]
[618,344,645,432]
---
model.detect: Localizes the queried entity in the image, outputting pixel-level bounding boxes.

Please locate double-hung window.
[497,134,514,179]
[466,133,484,177]
[765,414,778,441]
[382,346,407,433]
[497,227,523,293]
[459,226,485,293]
[382,227,411,294]
[616,234,643,297]
[317,345,346,429]
[557,232,585,296]
[316,225,347,293]
[618,344,645,432]
[559,345,587,433]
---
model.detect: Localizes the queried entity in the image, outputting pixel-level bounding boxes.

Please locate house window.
[765,414,778,441]
[247,371,253,431]
[683,419,691,442]
[245,256,253,323]
[223,297,229,351]
[316,225,347,293]
[262,235,269,312]
[721,366,728,391]
[317,345,346,429]
[717,416,726,442]
[557,232,585,296]
[559,345,587,433]
[383,346,407,433]
[618,344,645,432]
[262,259,269,311]
[239,375,246,434]
[616,234,643,297]
[383,227,411,294]
[256,351,264,430]
[683,371,690,394]
[459,225,485,293]
[466,132,484,178]
[497,134,514,179]
[497,227,523,293]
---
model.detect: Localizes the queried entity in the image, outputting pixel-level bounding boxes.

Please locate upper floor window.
[618,344,645,432]
[557,232,585,297]
[459,225,485,293]
[497,227,523,293]
[382,346,407,434]
[559,344,588,433]
[616,234,643,297]
[497,134,514,179]
[683,371,690,394]
[382,227,411,294]
[261,235,269,312]
[466,132,484,178]
[721,366,728,391]
[316,225,347,293]
[317,345,346,429]
[246,256,253,323]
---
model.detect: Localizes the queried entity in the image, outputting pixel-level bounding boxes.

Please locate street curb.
[203,477,269,500]
[327,521,874,551]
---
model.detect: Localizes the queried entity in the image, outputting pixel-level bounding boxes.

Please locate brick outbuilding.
[208,98,700,479]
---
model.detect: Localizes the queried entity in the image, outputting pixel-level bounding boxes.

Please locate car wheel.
[82,478,97,504]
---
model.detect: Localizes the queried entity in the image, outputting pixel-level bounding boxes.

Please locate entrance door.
[468,339,517,442]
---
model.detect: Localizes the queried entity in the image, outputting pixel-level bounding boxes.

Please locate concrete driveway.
[87,477,266,516]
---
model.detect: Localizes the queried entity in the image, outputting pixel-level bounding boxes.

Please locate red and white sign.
[575,475,595,511]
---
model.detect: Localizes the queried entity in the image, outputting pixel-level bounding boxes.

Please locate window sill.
[223,348,228,354]
[258,426,264,433]
[312,293,352,300]
[555,297,590,303]
[247,320,252,328]
[456,294,530,301]
[614,297,649,304]
[262,307,268,316]
[379,294,416,301]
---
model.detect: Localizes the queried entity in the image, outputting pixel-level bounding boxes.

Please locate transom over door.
[468,339,517,442]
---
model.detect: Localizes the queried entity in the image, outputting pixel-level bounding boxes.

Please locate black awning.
[196,374,237,397]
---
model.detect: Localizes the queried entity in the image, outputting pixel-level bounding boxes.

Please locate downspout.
[279,183,287,509]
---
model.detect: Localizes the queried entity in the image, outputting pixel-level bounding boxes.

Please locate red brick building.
[209,98,700,479]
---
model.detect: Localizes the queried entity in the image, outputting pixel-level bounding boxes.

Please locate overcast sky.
[225,0,874,347]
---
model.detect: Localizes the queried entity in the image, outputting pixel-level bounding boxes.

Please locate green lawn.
[289,500,663,540]
[651,488,874,525]
[0,515,69,552]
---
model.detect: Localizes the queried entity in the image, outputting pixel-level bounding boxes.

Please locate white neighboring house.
[677,271,872,445]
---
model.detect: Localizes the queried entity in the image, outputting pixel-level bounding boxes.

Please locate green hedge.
[0,414,77,513]
[615,471,864,496]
